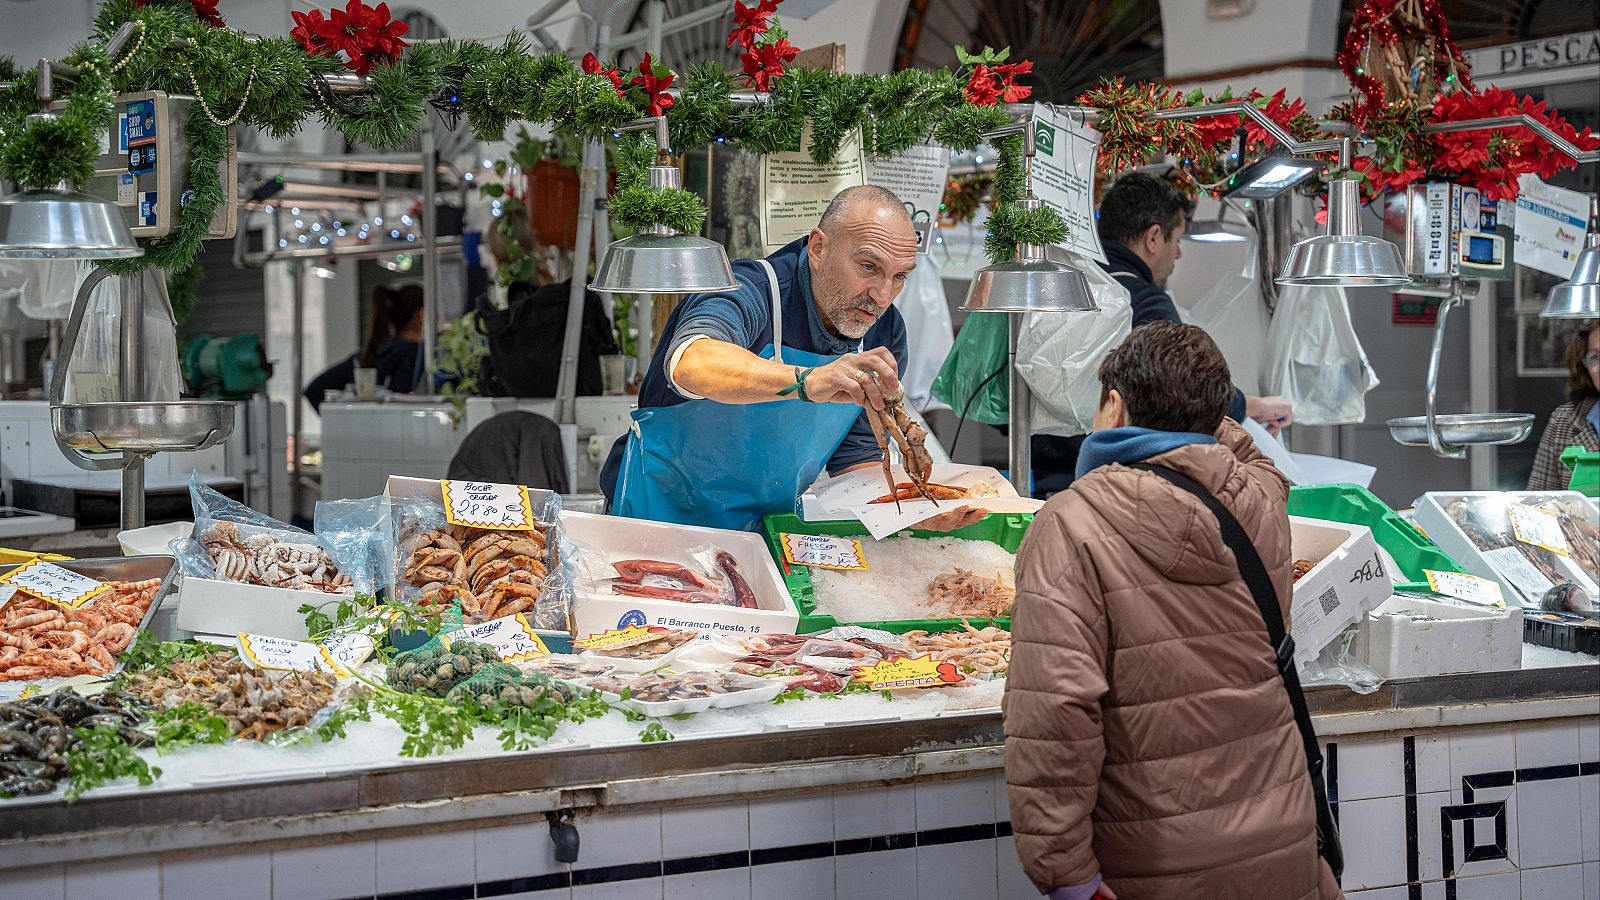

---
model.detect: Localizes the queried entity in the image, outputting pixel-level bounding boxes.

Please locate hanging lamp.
[1276,138,1409,287]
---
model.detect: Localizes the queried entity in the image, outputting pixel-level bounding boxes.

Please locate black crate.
[1523,614,1600,656]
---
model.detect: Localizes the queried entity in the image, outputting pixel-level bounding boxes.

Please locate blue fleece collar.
[1075,426,1218,479]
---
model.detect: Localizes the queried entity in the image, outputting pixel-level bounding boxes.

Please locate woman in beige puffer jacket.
[1003,322,1341,900]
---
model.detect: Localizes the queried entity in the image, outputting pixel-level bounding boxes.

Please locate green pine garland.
[668,61,734,151]
[608,132,706,235]
[100,115,227,278]
[982,133,1069,263]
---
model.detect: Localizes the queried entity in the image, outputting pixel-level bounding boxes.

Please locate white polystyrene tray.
[578,638,697,673]
[1414,490,1598,607]
[587,671,786,717]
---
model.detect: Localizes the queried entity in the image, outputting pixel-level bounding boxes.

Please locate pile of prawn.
[0,580,158,681]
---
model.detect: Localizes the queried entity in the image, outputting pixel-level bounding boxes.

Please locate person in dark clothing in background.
[475,279,619,398]
[304,283,425,412]
[1030,173,1293,497]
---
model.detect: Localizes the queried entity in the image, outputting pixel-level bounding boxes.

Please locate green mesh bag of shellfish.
[384,639,500,698]
[445,667,578,708]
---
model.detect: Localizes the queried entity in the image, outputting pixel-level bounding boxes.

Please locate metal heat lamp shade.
[0,186,143,259]
[962,242,1099,312]
[590,163,736,295]
[1276,177,1410,287]
[1184,216,1251,244]
[1540,228,1600,319]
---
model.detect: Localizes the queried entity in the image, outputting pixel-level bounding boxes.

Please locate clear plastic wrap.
[1296,625,1385,694]
[313,495,393,598]
[171,473,354,594]
[390,491,575,632]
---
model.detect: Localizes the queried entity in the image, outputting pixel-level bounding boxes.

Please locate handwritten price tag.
[440,480,537,531]
[1424,570,1506,608]
[852,654,964,690]
[575,625,660,652]
[442,614,550,662]
[320,631,376,670]
[780,533,868,571]
[1481,546,1555,604]
[238,633,347,675]
[1509,504,1570,557]
[0,560,111,609]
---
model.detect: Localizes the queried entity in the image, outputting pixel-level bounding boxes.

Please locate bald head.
[807,185,919,341]
[817,185,912,235]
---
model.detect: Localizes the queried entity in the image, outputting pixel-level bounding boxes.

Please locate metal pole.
[291,262,305,518]
[119,275,146,531]
[421,125,439,391]
[1007,314,1032,497]
[611,0,732,48]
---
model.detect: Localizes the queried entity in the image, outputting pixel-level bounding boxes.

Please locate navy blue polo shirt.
[599,237,908,500]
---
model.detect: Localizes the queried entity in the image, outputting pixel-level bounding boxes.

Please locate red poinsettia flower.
[740,37,798,92]
[323,0,410,74]
[582,52,625,92]
[134,0,225,27]
[291,9,335,56]
[631,53,676,117]
[993,60,1032,103]
[963,63,1002,106]
[1430,87,1600,200]
[727,0,779,50]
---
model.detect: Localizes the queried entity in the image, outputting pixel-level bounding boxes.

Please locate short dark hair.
[1098,321,1233,434]
[1097,172,1193,247]
[817,185,908,234]
[1567,321,1598,405]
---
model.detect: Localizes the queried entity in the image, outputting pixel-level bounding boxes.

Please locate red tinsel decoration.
[1335,0,1473,131]
[135,0,225,28]
[631,53,676,117]
[741,38,798,92]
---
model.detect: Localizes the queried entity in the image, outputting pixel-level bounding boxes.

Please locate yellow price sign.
[440,480,538,531]
[780,533,868,571]
[575,625,661,652]
[852,654,965,690]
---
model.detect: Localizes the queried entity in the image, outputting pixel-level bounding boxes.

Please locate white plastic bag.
[1014,249,1132,436]
[1179,237,1271,396]
[897,261,954,413]
[1260,284,1380,426]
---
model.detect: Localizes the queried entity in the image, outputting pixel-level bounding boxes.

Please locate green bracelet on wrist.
[777,366,816,402]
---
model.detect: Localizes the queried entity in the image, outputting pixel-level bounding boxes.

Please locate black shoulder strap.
[1127,462,1326,779]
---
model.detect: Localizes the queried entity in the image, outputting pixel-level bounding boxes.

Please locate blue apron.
[613,260,863,532]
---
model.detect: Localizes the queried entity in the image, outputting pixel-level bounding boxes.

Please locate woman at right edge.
[1528,320,1598,491]
[1003,322,1342,900]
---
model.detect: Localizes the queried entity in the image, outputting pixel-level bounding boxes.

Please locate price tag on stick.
[1508,504,1570,557]
[0,560,111,609]
[780,533,868,571]
[238,633,347,675]
[1424,570,1506,608]
[440,480,538,531]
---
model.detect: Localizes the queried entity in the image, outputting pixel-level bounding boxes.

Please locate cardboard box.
[1413,491,1598,607]
[1289,516,1393,664]
[1352,595,1522,678]
[563,510,798,642]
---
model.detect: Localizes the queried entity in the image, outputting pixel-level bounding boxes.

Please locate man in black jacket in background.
[1030,173,1293,497]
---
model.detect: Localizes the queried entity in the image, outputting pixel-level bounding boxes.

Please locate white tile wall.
[1339,796,1409,890]
[1517,779,1586,870]
[1345,888,1408,900]
[0,864,64,900]
[991,770,1011,824]
[996,837,1033,900]
[160,851,271,900]
[916,840,997,900]
[916,776,996,831]
[1580,718,1599,764]
[1453,787,1519,878]
[1415,734,1452,794]
[1415,790,1453,883]
[834,785,916,842]
[661,800,750,860]
[663,867,750,900]
[750,858,834,900]
[1450,730,1516,789]
[475,820,571,883]
[1455,871,1520,900]
[270,839,377,900]
[376,829,475,893]
[1420,881,1447,900]
[1582,774,1600,864]
[571,810,663,870]
[1585,861,1600,900]
[1337,736,1405,801]
[749,792,833,849]
[834,849,917,900]
[65,859,158,900]
[1522,864,1587,900]
[571,880,663,900]
[1516,722,1583,771]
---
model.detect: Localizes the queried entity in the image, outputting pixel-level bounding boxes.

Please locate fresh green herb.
[64,726,160,803]
[770,686,810,705]
[374,692,480,758]
[315,696,374,743]
[638,721,674,743]
[669,712,694,721]
[615,689,647,723]
[116,633,229,678]
[149,702,231,755]
[881,690,895,701]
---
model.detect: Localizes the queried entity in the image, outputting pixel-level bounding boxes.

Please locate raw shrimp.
[94,623,137,654]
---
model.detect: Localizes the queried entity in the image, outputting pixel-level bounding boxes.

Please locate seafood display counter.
[0,650,1595,900]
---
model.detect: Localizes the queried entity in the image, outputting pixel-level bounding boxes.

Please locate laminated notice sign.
[441,480,537,531]
[865,142,950,254]
[760,124,866,250]
[1514,174,1589,278]
[1029,106,1107,264]
[0,561,110,609]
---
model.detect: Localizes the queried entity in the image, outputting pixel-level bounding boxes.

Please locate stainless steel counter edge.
[0,664,1595,868]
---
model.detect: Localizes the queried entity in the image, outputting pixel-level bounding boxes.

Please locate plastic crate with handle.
[1286,484,1460,593]
[1562,446,1597,498]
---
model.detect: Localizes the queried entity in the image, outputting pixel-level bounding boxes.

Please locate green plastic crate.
[1561,446,1598,498]
[761,512,1033,634]
[1286,483,1460,592]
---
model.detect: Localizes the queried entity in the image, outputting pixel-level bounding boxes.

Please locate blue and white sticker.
[124,99,156,146]
[137,192,158,226]
[128,144,156,174]
[616,609,648,629]
[117,174,136,205]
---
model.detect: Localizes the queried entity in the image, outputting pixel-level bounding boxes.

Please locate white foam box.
[175,577,331,641]
[1289,516,1393,664]
[1351,595,1523,678]
[1413,491,1599,608]
[561,510,798,643]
